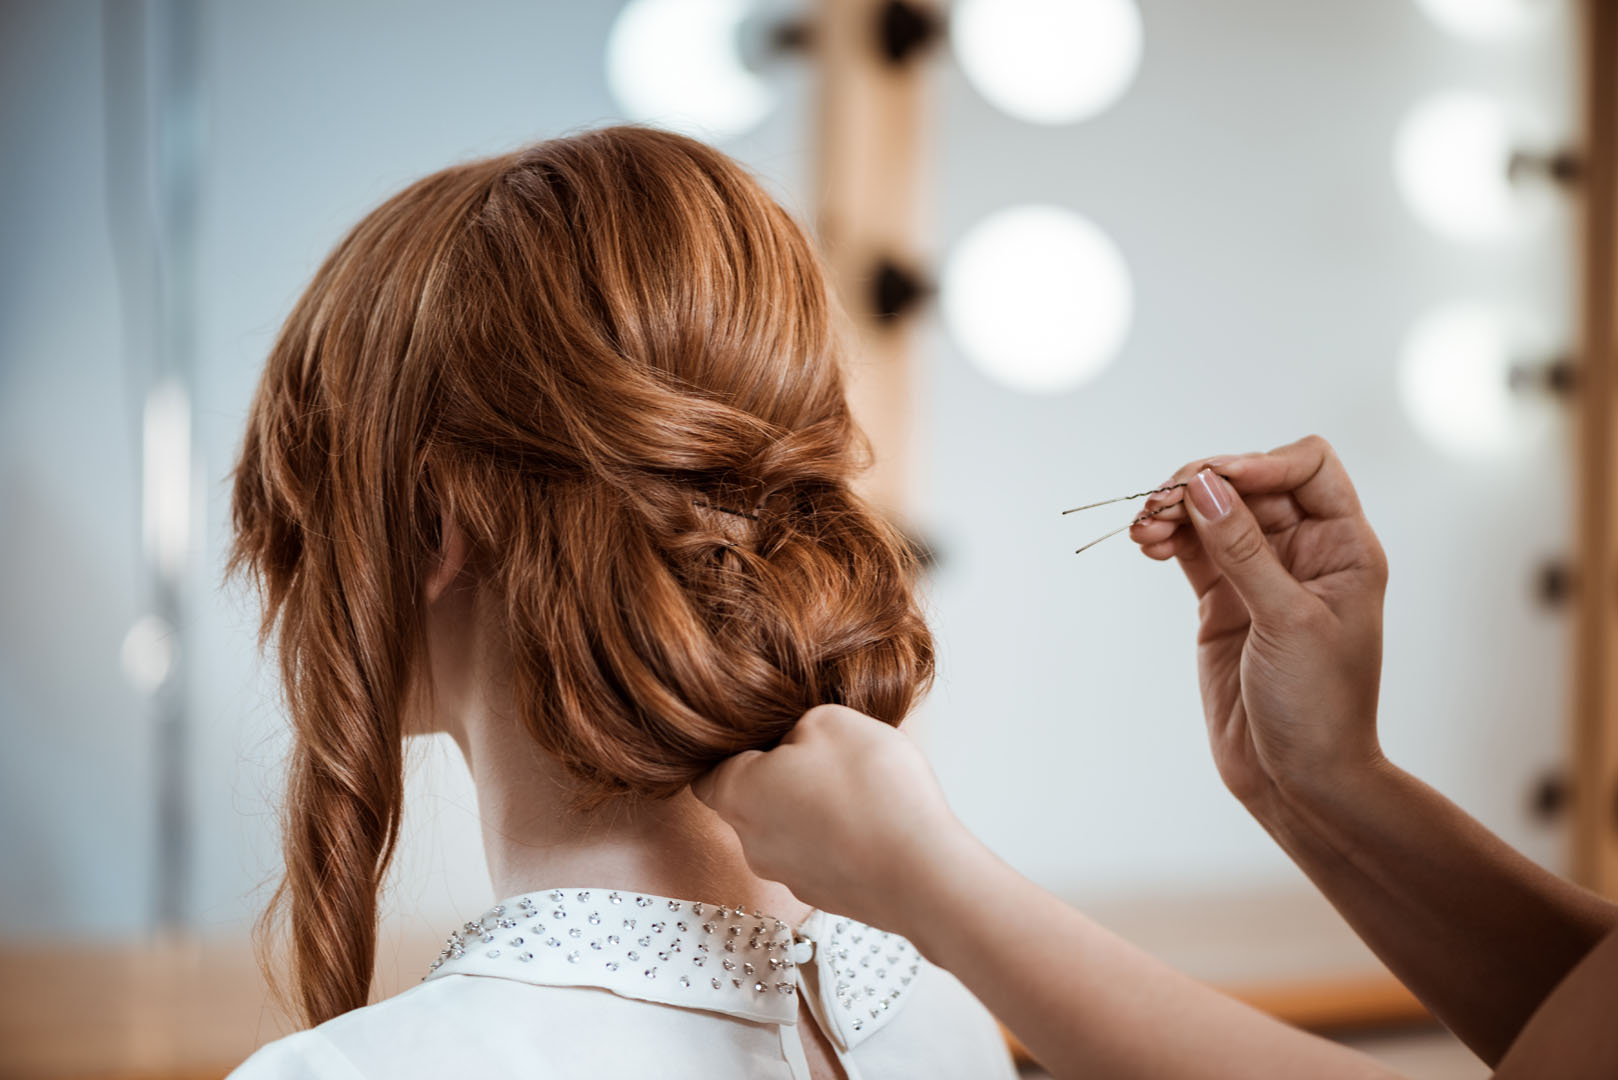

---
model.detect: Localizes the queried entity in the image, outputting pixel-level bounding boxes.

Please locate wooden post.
[810,0,936,523]
[1572,0,1618,896]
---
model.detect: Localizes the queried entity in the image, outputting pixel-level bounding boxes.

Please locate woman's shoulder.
[226,1025,363,1080]
[225,977,505,1079]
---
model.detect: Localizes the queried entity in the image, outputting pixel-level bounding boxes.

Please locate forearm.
[1250,756,1618,1064]
[896,833,1397,1080]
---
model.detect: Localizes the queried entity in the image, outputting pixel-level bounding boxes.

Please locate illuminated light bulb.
[952,0,1143,125]
[1394,92,1524,242]
[121,614,176,694]
[1398,302,1547,458]
[1413,0,1542,40]
[143,379,191,581]
[606,0,775,142]
[940,204,1133,395]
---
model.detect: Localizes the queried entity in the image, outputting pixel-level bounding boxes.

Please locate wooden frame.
[810,0,933,522]
[1572,0,1618,898]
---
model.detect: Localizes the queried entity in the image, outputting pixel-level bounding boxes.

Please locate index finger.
[690,749,765,813]
[1218,434,1363,521]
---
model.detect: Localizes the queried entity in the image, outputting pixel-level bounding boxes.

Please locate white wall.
[0,0,154,934]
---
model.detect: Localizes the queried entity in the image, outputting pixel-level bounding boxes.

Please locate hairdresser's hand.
[692,705,975,937]
[1127,435,1388,807]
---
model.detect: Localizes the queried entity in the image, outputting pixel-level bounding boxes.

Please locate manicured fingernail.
[1190,469,1230,519]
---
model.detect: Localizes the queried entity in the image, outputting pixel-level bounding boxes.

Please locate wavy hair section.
[229,125,933,1027]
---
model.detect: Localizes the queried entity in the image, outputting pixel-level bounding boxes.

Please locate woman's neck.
[453,702,812,926]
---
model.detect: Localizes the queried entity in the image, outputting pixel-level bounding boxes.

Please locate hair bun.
[229,124,933,1026]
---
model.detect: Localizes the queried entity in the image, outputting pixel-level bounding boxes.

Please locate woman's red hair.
[228,125,934,1027]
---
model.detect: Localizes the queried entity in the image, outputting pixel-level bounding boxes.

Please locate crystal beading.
[422,886,925,1046]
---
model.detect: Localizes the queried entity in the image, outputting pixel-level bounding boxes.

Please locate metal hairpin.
[696,500,764,522]
[1061,481,1190,555]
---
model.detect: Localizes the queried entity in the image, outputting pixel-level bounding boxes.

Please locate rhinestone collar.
[423,887,924,1051]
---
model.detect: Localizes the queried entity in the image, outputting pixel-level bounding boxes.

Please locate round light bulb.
[121,613,176,695]
[606,0,775,142]
[952,0,1143,125]
[940,204,1134,395]
[1393,92,1520,242]
[1398,302,1544,458]
[1413,0,1541,40]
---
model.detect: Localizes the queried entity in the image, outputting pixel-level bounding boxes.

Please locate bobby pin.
[696,500,763,521]
[1063,480,1190,556]
[1061,481,1189,516]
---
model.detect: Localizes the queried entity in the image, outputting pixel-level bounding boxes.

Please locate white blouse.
[229,886,1017,1079]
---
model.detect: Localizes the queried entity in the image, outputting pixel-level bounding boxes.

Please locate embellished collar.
[424,887,924,1051]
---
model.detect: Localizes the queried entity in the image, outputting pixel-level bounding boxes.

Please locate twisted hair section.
[228,125,933,1027]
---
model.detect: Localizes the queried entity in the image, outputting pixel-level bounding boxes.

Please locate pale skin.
[413,517,850,1079]
[693,434,1618,1080]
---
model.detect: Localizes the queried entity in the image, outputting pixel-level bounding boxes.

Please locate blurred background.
[2,1,1612,1077]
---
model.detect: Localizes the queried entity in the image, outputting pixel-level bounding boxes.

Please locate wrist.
[1248,746,1404,854]
[878,819,997,961]
[1280,743,1395,807]
[1243,720,1390,811]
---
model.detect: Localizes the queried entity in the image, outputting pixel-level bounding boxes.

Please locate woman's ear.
[425,508,472,604]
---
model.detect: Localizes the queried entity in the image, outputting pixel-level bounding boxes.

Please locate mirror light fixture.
[1398,301,1551,458]
[1413,0,1544,41]
[940,204,1134,395]
[142,379,192,582]
[606,0,777,142]
[952,0,1143,125]
[1393,91,1554,243]
[121,614,177,695]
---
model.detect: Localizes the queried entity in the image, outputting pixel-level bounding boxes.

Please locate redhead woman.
[226,126,1016,1079]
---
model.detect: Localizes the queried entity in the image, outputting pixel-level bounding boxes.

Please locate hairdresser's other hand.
[692,705,973,936]
[1127,435,1388,808]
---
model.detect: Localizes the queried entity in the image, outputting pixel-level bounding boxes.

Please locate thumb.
[1185,469,1307,621]
[690,749,765,815]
